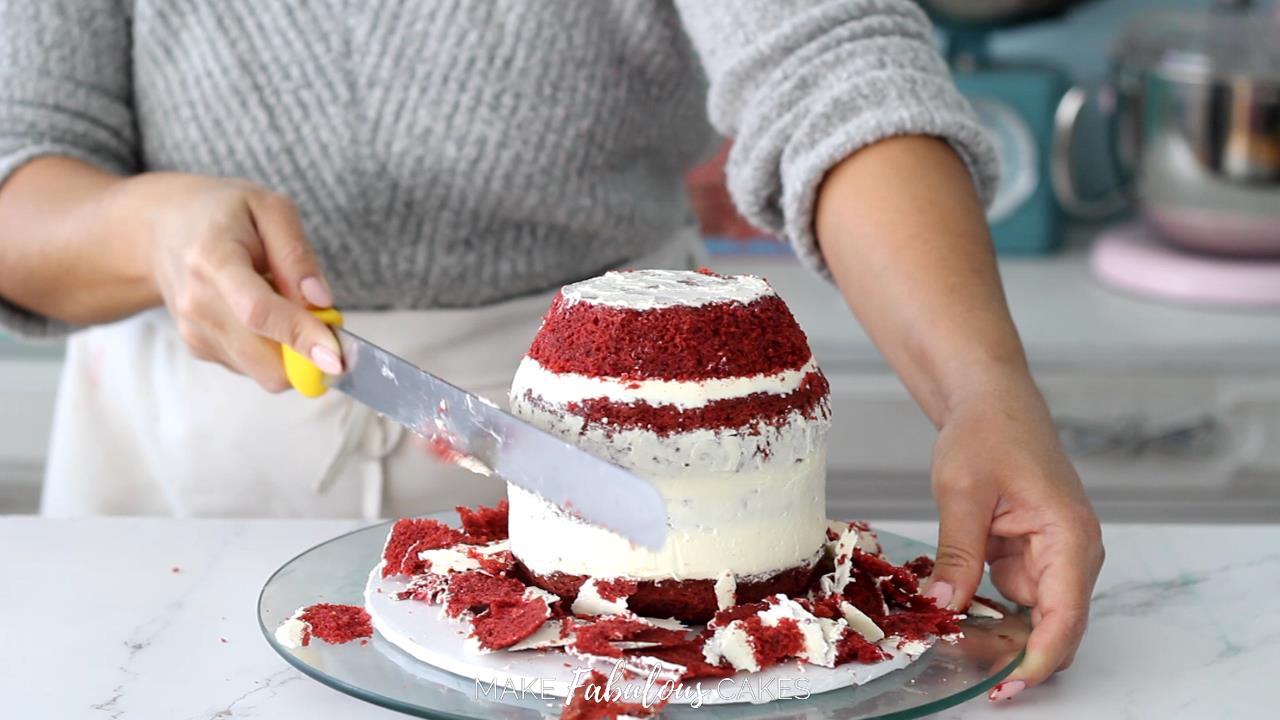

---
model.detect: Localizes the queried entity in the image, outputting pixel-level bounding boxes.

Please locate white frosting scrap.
[968,598,1005,620]
[703,595,845,671]
[274,607,310,649]
[819,522,884,597]
[703,620,761,672]
[760,597,836,667]
[571,579,632,616]
[839,601,886,643]
[714,571,737,611]
[418,540,510,575]
[560,269,773,310]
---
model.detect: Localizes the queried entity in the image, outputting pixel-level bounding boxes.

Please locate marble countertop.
[2,517,1276,719]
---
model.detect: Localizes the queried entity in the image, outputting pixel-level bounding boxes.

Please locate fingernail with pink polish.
[311,346,342,375]
[300,276,333,308]
[989,680,1026,701]
[924,581,954,609]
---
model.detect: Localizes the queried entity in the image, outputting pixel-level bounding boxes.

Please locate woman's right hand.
[125,173,344,392]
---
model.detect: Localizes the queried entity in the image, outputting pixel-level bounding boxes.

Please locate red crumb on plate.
[298,604,373,645]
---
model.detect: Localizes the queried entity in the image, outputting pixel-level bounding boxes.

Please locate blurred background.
[3,0,1279,522]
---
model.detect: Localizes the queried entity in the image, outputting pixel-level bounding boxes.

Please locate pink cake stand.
[1091,223,1280,309]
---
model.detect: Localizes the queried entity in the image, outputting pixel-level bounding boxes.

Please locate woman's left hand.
[921,374,1104,702]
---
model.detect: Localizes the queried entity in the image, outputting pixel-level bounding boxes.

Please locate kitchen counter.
[2,517,1275,719]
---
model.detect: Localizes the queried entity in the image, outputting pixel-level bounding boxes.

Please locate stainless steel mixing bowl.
[1054,1,1280,255]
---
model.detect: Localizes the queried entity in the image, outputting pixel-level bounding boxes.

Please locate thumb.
[245,190,333,308]
[927,475,996,611]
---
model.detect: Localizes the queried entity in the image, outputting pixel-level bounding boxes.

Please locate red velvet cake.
[506,269,832,623]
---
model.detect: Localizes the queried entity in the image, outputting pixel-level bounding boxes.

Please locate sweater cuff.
[728,71,998,279]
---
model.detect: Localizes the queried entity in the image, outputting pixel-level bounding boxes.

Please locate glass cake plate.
[259,513,1030,719]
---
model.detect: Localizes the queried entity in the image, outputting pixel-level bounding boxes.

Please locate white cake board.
[364,566,927,706]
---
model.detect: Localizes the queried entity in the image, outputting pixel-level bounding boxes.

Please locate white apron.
[41,232,705,519]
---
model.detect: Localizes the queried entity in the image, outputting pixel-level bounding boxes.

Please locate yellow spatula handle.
[282,307,344,398]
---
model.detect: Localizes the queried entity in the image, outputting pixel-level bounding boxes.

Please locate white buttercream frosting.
[714,571,737,611]
[274,607,310,649]
[507,269,830,584]
[418,540,510,575]
[571,579,631,616]
[703,595,842,671]
[560,269,773,310]
[506,457,825,580]
[840,601,885,643]
[511,396,828,475]
[510,356,819,410]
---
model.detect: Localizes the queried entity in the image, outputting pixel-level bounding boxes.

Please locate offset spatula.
[282,309,668,549]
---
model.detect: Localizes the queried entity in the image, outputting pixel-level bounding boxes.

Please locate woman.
[0,0,1101,700]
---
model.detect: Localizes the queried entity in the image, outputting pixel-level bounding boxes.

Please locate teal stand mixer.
[919,0,1094,255]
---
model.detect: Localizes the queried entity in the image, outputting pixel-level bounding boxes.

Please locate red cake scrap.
[848,549,929,610]
[875,606,962,643]
[297,604,372,646]
[592,578,639,602]
[569,616,686,659]
[470,596,551,651]
[381,518,463,577]
[466,547,516,576]
[444,571,527,618]
[707,601,768,631]
[627,640,735,681]
[903,555,935,579]
[840,570,889,618]
[396,574,449,604]
[835,628,889,665]
[739,616,806,669]
[561,669,664,720]
[456,501,509,544]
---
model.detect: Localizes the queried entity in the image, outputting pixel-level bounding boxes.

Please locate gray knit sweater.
[0,0,995,338]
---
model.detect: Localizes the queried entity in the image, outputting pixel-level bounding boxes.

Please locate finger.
[928,473,997,610]
[992,559,1093,701]
[221,330,293,393]
[245,190,333,308]
[214,259,342,375]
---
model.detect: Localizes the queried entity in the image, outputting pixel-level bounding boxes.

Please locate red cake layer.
[525,370,830,436]
[520,561,820,624]
[527,292,812,381]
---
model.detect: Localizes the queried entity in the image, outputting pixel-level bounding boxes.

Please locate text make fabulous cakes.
[508,269,831,622]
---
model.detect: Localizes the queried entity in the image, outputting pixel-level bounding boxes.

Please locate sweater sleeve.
[673,0,998,278]
[0,0,138,338]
